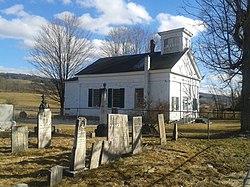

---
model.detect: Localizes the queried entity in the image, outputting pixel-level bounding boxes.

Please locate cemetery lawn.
[0,92,58,108]
[0,120,249,186]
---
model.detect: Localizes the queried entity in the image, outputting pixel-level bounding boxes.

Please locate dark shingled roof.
[76,49,188,75]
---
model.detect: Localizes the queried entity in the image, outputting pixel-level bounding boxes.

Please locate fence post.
[207,119,210,140]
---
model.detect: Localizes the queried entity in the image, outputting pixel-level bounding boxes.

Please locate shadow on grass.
[0,146,11,153]
[0,152,71,186]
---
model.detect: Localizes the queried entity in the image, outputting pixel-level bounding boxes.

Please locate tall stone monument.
[37,94,52,148]
[95,83,108,137]
[132,116,142,154]
[158,114,167,145]
[99,83,108,125]
[67,117,87,176]
[0,104,16,130]
[11,126,28,153]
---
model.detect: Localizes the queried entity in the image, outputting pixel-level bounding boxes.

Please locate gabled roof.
[76,49,188,75]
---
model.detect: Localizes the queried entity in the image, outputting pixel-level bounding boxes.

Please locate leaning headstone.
[37,95,52,148]
[89,141,103,169]
[99,83,108,125]
[13,183,28,187]
[11,126,28,153]
[48,165,63,187]
[244,167,250,186]
[108,114,130,158]
[158,114,166,145]
[173,123,178,141]
[0,104,16,130]
[132,116,142,154]
[100,140,111,165]
[66,117,87,177]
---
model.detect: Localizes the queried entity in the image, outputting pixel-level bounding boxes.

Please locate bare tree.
[185,0,250,131]
[101,25,155,57]
[29,15,93,115]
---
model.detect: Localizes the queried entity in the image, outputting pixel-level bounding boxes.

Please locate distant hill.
[0,73,47,93]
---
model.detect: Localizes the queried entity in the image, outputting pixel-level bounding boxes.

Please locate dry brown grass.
[0,92,58,108]
[0,120,249,187]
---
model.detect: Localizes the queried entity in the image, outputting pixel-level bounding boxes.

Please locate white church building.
[64,28,202,122]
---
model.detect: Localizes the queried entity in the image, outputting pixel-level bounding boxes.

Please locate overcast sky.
[0,0,205,75]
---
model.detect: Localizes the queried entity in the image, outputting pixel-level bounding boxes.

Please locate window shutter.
[88,89,92,107]
[108,89,112,108]
[176,97,179,111]
[193,98,198,110]
[120,88,125,108]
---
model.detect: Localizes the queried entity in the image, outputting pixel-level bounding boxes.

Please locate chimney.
[150,39,156,53]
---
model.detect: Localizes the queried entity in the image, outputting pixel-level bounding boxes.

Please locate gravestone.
[37,94,52,148]
[108,114,130,158]
[100,140,111,165]
[13,184,28,187]
[158,114,167,145]
[244,167,250,187]
[89,141,103,169]
[37,109,52,148]
[11,126,28,153]
[99,83,108,125]
[48,165,63,187]
[132,116,142,154]
[67,117,87,176]
[0,104,16,130]
[173,123,178,141]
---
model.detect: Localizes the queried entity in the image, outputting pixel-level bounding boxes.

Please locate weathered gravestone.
[48,165,63,187]
[13,183,28,187]
[11,126,28,153]
[66,117,87,176]
[0,104,16,130]
[132,116,142,154]
[244,167,250,187]
[89,141,103,169]
[37,94,52,148]
[100,140,111,165]
[158,114,167,145]
[100,114,130,165]
[37,109,52,148]
[107,114,130,158]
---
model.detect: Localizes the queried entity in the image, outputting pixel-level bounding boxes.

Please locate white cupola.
[158,28,193,55]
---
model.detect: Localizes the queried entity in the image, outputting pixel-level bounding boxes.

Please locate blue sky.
[0,0,204,75]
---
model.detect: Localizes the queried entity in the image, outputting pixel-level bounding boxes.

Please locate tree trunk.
[241,6,250,132]
[60,103,64,116]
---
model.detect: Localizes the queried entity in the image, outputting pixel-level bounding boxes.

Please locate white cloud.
[0,4,47,48]
[62,0,71,5]
[1,4,28,17]
[156,13,205,36]
[54,11,75,19]
[76,0,152,35]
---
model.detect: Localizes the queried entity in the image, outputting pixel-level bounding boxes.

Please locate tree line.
[0,73,47,93]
